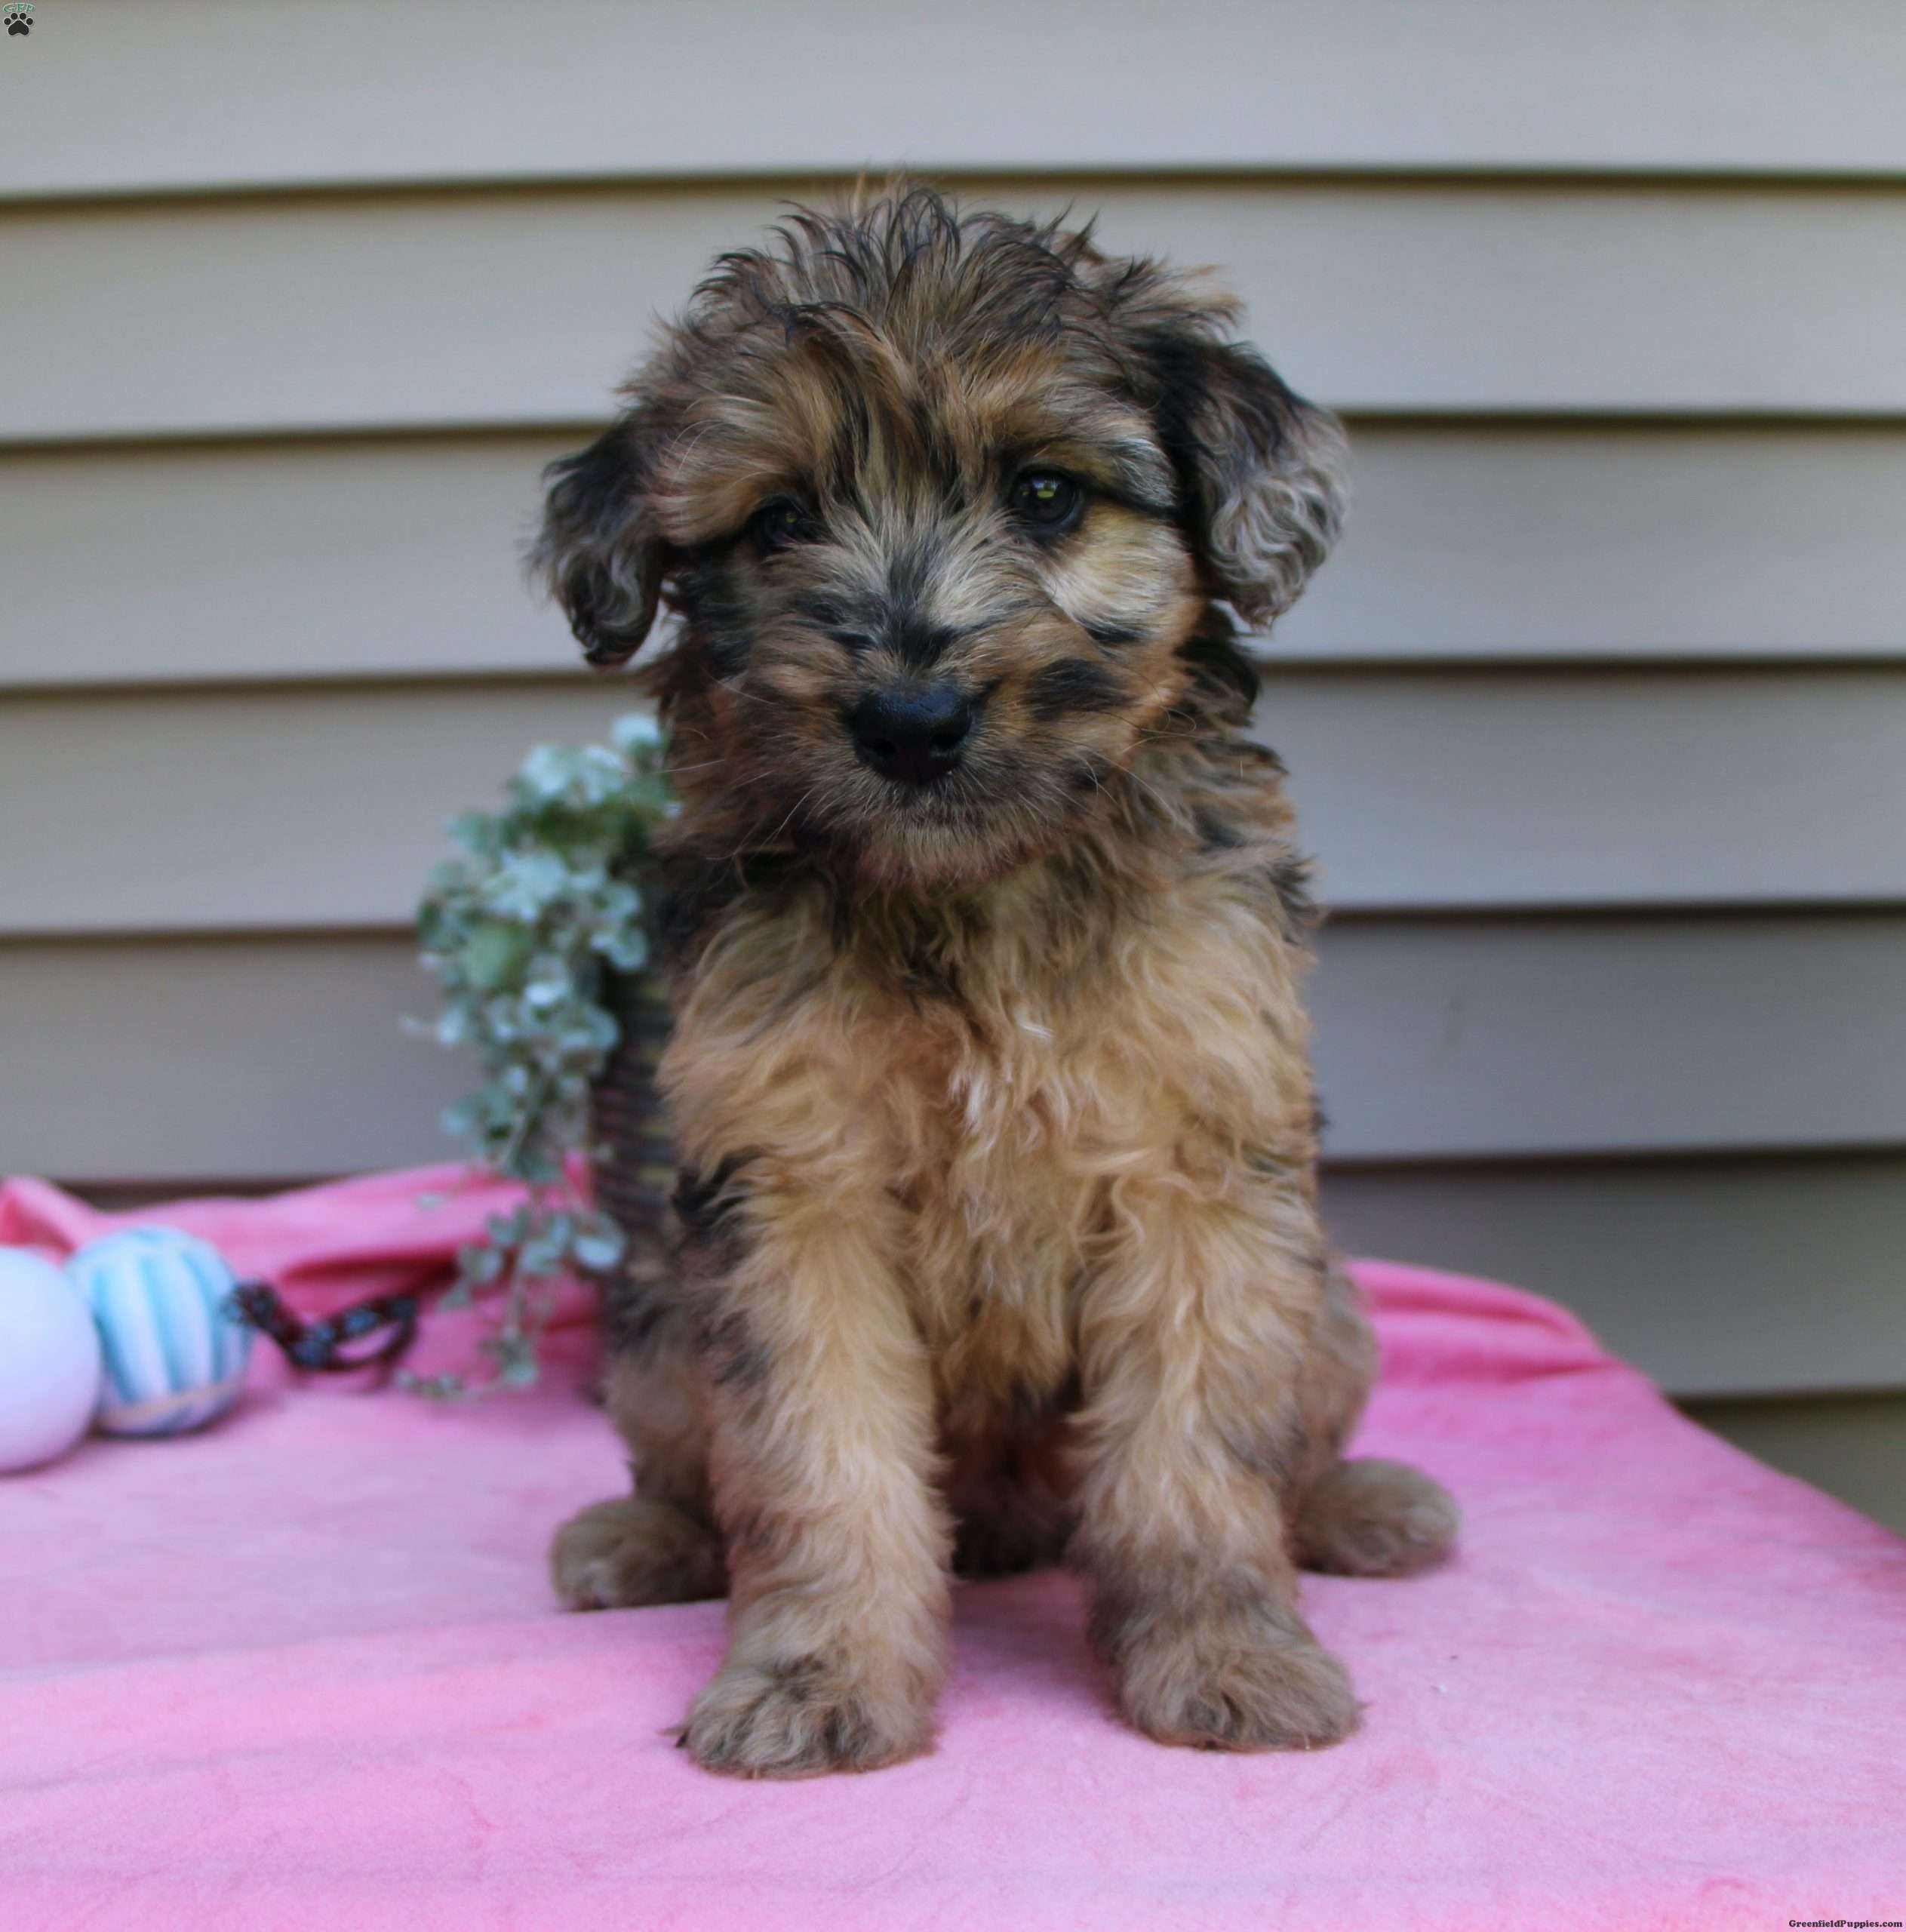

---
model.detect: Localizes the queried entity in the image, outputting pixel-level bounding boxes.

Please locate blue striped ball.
[66,1228,253,1437]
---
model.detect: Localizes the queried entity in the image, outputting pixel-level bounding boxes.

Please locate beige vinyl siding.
[13,426,1906,691]
[11,916,1904,1184]
[1327,1156,1906,1402]
[10,931,1905,1406]
[2,2,1901,1448]
[11,182,1906,441]
[5,0,1904,192]
[7,675,1906,934]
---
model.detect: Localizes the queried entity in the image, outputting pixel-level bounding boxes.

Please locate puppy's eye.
[748,497,811,558]
[1009,471,1084,534]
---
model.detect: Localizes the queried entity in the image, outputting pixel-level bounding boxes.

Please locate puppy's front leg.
[680,1172,950,1777]
[1072,1170,1360,1752]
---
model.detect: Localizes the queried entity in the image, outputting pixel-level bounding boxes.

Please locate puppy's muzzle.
[848,681,976,787]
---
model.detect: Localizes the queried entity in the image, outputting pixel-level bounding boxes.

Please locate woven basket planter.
[587,964,677,1270]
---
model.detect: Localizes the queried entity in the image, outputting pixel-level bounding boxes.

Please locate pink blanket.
[2,1167,1900,1930]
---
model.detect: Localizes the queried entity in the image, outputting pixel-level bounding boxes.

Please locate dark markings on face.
[1177,621,1260,720]
[793,589,850,632]
[887,613,967,670]
[792,588,875,657]
[785,537,973,667]
[885,535,933,615]
[1083,619,1145,648]
[1138,331,1210,539]
[1026,658,1127,721]
[672,551,754,680]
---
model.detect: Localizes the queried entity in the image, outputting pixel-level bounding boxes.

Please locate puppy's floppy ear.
[532,410,671,667]
[1145,332,1348,628]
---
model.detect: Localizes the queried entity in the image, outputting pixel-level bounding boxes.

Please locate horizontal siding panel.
[1323,1156,1906,1397]
[5,917,1902,1182]
[1276,425,1906,661]
[0,435,572,689]
[1277,669,1906,911]
[7,5,1898,1419]
[0,936,458,1180]
[3,674,1903,934]
[0,682,639,937]
[8,181,1906,444]
[12,426,1906,691]
[12,679,953,931]
[5,0,1904,195]
[1310,915,1906,1160]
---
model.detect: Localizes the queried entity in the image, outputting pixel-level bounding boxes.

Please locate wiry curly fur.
[538,183,1456,1778]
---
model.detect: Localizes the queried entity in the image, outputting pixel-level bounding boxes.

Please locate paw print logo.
[3,5,32,35]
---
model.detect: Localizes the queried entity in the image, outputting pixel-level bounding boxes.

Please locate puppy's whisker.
[758,781,825,850]
[712,678,788,715]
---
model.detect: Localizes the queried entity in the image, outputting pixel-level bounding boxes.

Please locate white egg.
[0,1247,103,1473]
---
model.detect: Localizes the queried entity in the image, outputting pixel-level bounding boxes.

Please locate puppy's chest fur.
[660,749,1318,1420]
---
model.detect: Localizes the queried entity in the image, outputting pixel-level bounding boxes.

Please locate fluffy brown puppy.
[538,183,1457,1778]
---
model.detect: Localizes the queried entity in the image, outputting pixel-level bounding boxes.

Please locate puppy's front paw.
[680,1658,934,1778]
[550,1496,726,1609]
[1116,1604,1360,1753]
[1293,1457,1459,1578]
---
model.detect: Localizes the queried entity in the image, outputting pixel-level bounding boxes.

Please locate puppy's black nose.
[849,682,974,786]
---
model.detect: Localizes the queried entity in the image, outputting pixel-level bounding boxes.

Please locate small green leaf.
[458,1241,506,1284]
[461,925,532,992]
[573,1227,626,1271]
[448,811,501,857]
[611,712,663,757]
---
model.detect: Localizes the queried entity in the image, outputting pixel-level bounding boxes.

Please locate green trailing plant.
[410,714,673,1395]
